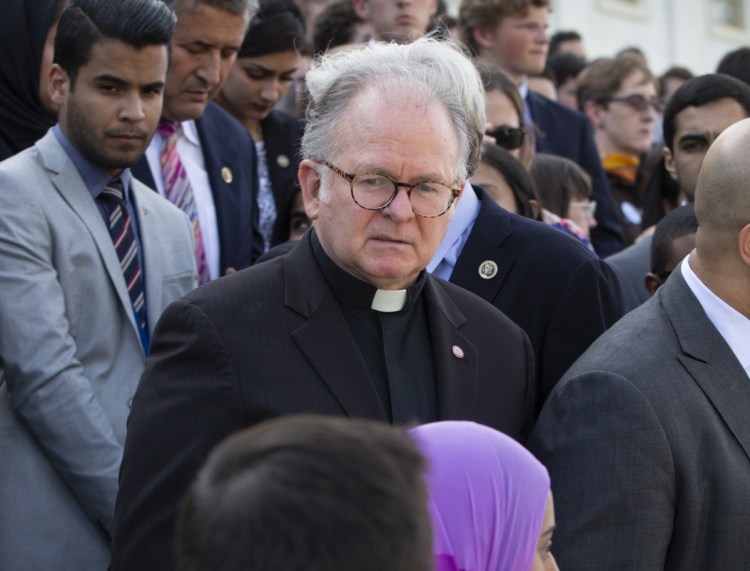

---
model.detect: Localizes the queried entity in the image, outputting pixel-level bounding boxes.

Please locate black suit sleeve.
[528,372,675,571]
[112,299,247,571]
[538,257,624,408]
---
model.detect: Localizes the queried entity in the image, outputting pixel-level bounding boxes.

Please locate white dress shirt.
[682,255,750,378]
[145,120,220,280]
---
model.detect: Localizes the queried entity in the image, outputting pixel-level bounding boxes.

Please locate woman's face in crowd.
[219,50,300,123]
[531,492,559,571]
[485,88,522,159]
[471,159,518,213]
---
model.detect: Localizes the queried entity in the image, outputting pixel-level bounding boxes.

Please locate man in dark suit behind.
[529,118,750,570]
[132,0,263,280]
[458,0,623,256]
[113,38,536,571]
[430,184,623,412]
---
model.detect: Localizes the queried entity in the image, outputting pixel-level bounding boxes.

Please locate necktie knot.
[100,178,125,204]
[158,120,179,139]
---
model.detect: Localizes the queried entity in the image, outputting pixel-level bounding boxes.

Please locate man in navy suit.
[458,0,623,256]
[430,183,624,413]
[133,0,262,277]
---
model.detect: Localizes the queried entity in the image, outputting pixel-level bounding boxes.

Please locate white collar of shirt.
[681,255,750,375]
[427,181,480,280]
[518,79,529,101]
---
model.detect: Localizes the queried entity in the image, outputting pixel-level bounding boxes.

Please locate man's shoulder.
[528,91,587,128]
[197,102,253,144]
[472,195,601,274]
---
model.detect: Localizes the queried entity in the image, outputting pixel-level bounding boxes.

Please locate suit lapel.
[663,272,750,462]
[39,133,140,338]
[423,277,479,419]
[284,237,388,420]
[450,189,515,304]
[130,182,164,333]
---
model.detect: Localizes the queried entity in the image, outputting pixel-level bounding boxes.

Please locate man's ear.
[352,0,369,20]
[472,26,495,50]
[663,146,679,182]
[48,64,69,108]
[644,272,663,295]
[583,100,603,129]
[738,223,750,270]
[428,0,438,17]
[299,159,322,221]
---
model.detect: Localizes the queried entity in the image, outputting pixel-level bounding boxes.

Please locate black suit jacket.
[132,102,262,271]
[261,109,305,216]
[112,232,536,571]
[527,91,623,257]
[450,188,624,412]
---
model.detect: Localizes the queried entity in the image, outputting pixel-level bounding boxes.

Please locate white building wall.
[445,0,750,75]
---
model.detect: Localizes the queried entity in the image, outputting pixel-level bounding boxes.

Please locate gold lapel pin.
[478,260,498,280]
[221,166,233,184]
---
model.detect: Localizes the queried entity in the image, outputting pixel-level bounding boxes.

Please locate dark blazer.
[112,232,536,571]
[529,269,750,570]
[132,102,263,271]
[450,188,624,412]
[527,91,623,257]
[261,109,305,216]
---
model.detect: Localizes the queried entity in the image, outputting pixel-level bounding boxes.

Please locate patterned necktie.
[158,120,210,284]
[98,179,147,333]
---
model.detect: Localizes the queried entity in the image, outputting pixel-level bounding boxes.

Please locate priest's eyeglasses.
[322,161,463,218]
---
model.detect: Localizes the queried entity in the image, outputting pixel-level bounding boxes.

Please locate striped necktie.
[98,178,147,333]
[158,120,210,284]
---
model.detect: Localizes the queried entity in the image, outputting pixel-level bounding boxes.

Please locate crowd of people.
[1,0,749,569]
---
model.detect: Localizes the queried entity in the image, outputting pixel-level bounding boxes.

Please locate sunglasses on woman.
[485,125,526,151]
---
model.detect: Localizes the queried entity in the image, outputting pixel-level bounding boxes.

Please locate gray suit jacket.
[604,233,652,313]
[0,130,196,571]
[528,269,750,570]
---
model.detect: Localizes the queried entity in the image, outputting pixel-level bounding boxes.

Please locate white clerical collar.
[372,289,408,312]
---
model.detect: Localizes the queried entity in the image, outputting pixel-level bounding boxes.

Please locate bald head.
[694,118,750,248]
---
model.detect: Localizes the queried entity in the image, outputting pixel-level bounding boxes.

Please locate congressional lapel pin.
[478,260,498,280]
[276,154,290,168]
[221,166,233,184]
[452,345,465,359]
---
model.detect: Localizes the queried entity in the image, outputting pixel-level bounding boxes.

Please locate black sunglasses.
[485,125,526,150]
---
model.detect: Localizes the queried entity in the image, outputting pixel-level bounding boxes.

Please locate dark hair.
[716,46,750,87]
[657,66,693,100]
[640,151,681,228]
[176,415,433,571]
[662,73,750,152]
[546,51,586,87]
[478,61,525,125]
[530,154,591,218]
[549,30,582,56]
[479,145,540,219]
[161,0,254,16]
[239,0,308,58]
[54,0,176,86]
[313,0,365,54]
[650,203,697,274]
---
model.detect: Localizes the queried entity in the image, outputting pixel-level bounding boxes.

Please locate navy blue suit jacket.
[527,91,623,257]
[261,109,304,217]
[133,102,262,272]
[449,188,625,412]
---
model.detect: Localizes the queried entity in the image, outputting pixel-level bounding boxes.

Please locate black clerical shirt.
[311,231,438,424]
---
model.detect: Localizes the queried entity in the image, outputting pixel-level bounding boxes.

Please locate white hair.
[301,37,486,180]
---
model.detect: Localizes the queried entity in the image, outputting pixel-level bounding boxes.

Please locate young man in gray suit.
[0,1,196,569]
[529,119,750,570]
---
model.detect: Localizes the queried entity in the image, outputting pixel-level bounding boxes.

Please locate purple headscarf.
[410,421,550,571]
